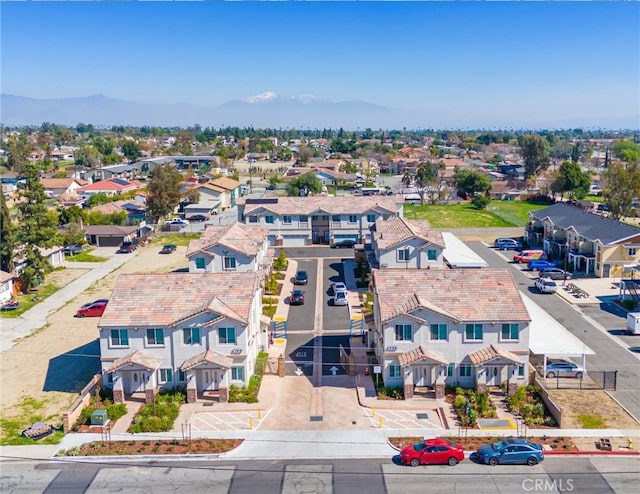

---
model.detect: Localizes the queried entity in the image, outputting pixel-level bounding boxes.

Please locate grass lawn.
[404,200,550,228]
[0,281,60,319]
[66,250,108,262]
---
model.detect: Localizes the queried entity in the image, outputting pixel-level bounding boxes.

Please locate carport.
[441,232,489,268]
[523,295,595,376]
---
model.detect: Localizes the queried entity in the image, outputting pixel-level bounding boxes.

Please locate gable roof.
[373,216,443,250]
[240,195,402,216]
[210,176,241,190]
[99,272,260,328]
[186,223,268,257]
[0,270,13,283]
[84,225,140,236]
[530,203,640,244]
[373,268,530,324]
[77,178,143,192]
[40,178,85,190]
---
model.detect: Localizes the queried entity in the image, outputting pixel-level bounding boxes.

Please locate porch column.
[507,365,519,395]
[112,374,125,404]
[403,368,414,400]
[475,366,487,393]
[218,370,229,403]
[144,370,158,404]
[186,372,197,404]
[434,365,446,399]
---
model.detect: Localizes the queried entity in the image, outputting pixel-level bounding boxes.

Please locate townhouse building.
[525,203,640,278]
[371,269,531,399]
[99,272,263,404]
[238,196,403,247]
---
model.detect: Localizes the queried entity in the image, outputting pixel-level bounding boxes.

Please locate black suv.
[119,241,137,253]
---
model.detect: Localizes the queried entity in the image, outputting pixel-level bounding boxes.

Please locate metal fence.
[540,370,617,390]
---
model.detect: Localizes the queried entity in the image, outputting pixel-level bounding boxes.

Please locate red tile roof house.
[99,272,264,404]
[371,268,531,399]
[238,195,403,247]
[76,178,144,201]
[186,223,272,274]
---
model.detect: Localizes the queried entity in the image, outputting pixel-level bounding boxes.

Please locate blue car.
[527,259,557,271]
[476,438,544,466]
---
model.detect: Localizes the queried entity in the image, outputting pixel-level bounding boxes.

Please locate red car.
[76,302,107,318]
[400,438,464,467]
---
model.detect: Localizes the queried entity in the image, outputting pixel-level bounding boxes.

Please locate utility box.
[626,312,640,335]
[90,409,108,426]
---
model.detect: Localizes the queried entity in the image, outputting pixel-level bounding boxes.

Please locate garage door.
[282,235,308,247]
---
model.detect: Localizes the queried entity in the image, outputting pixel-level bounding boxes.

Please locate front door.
[198,369,219,391]
[486,366,501,386]
[413,365,432,387]
[126,371,146,394]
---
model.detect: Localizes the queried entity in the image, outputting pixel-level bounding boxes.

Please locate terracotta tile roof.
[240,196,402,216]
[40,178,81,189]
[78,179,143,192]
[180,349,233,371]
[195,183,226,193]
[107,350,163,373]
[210,176,241,190]
[373,268,530,324]
[186,223,268,257]
[468,345,522,365]
[398,346,448,366]
[373,217,443,250]
[100,273,260,328]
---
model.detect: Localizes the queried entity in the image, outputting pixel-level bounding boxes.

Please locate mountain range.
[1,94,637,130]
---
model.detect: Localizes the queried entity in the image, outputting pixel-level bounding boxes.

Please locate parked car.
[294,270,308,285]
[188,214,209,222]
[332,282,347,295]
[539,268,571,280]
[494,238,522,251]
[331,239,356,248]
[475,438,544,466]
[513,250,545,263]
[81,298,109,308]
[333,291,348,306]
[534,277,558,294]
[76,301,108,318]
[527,259,557,271]
[63,244,85,256]
[537,360,585,379]
[290,289,305,306]
[118,241,137,253]
[160,244,177,254]
[165,218,189,227]
[400,438,464,467]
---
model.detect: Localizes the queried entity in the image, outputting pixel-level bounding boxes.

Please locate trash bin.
[91,409,108,426]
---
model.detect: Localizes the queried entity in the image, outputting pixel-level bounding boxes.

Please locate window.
[146,328,164,345]
[332,215,341,222]
[195,257,205,269]
[501,323,519,341]
[183,327,201,345]
[389,365,401,378]
[218,327,236,344]
[231,366,245,381]
[394,324,412,341]
[628,247,637,256]
[430,323,447,341]
[459,364,472,377]
[248,216,258,223]
[348,215,358,223]
[158,368,173,383]
[223,256,237,270]
[518,364,525,377]
[110,329,129,347]
[265,215,274,224]
[427,249,437,261]
[367,214,376,223]
[283,215,292,224]
[447,364,454,377]
[178,370,186,382]
[107,372,114,384]
[465,324,483,341]
[299,215,308,223]
[398,248,410,261]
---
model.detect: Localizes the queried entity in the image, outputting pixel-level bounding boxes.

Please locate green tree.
[471,194,490,210]
[612,140,640,163]
[0,193,16,273]
[601,163,640,220]
[5,134,33,173]
[146,164,183,221]
[415,161,446,205]
[56,205,84,226]
[185,188,201,204]
[74,145,101,168]
[571,143,581,164]
[296,144,314,165]
[121,140,142,162]
[557,161,591,200]
[84,210,128,225]
[520,134,550,178]
[453,169,491,198]
[286,173,322,197]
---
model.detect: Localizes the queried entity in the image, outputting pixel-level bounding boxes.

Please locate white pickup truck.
[534,277,558,294]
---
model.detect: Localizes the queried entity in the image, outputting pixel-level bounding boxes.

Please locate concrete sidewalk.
[0,252,134,353]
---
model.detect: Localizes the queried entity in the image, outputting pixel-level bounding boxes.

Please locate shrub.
[377,386,404,400]
[128,389,185,433]
[273,250,288,271]
[453,395,467,409]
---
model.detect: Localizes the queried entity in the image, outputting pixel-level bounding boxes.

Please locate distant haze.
[1,94,637,130]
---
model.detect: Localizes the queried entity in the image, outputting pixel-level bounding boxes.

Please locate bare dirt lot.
[549,389,639,429]
[0,240,190,432]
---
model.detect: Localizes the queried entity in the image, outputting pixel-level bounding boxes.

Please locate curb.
[544,450,640,456]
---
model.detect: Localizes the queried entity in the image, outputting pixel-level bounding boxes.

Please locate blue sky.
[2,1,639,128]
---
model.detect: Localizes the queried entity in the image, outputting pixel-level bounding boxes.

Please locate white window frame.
[183,327,201,345]
[158,368,173,383]
[464,323,483,342]
[265,215,274,224]
[389,365,401,378]
[283,215,292,225]
[427,249,437,261]
[459,364,472,377]
[218,327,237,344]
[110,329,129,347]
[394,324,412,341]
[398,248,410,261]
[231,366,245,381]
[223,256,237,270]
[501,323,519,342]
[146,328,165,346]
[430,323,447,341]
[195,257,206,269]
[367,214,376,223]
[348,215,358,224]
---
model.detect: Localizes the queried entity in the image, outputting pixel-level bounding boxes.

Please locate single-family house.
[209,176,242,209]
[40,177,87,200]
[238,195,403,246]
[88,200,147,224]
[184,183,226,217]
[371,268,531,399]
[371,217,445,269]
[76,178,144,201]
[186,223,271,274]
[99,272,263,404]
[525,203,640,278]
[0,270,14,303]
[84,225,141,247]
